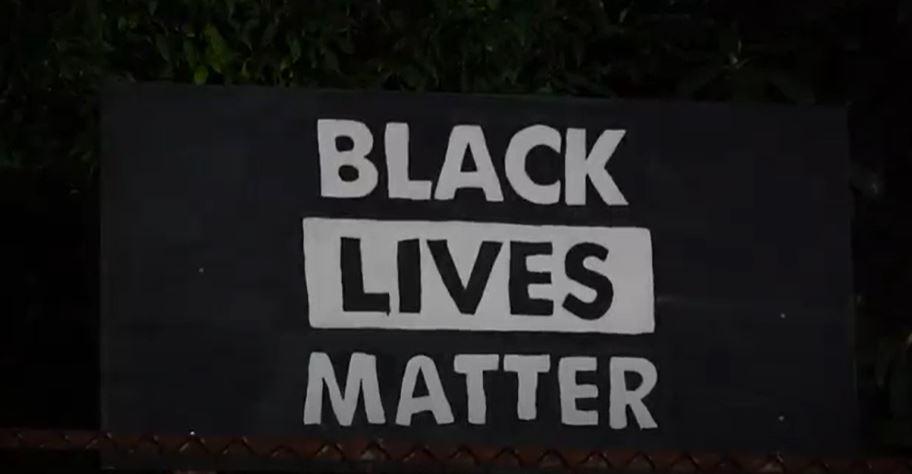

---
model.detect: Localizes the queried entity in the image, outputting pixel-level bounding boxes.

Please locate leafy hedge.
[2,0,911,448]
[1,0,867,184]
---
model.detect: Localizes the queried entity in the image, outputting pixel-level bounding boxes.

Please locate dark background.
[2,0,911,455]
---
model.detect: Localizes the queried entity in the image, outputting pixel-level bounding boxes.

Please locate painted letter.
[453,354,499,425]
[509,242,554,316]
[340,237,390,313]
[303,352,385,425]
[385,122,432,200]
[562,242,614,320]
[558,356,598,425]
[397,239,422,313]
[317,119,378,198]
[428,240,503,314]
[396,355,455,426]
[503,354,551,420]
[609,357,658,429]
[505,124,562,204]
[565,129,627,205]
[434,125,504,201]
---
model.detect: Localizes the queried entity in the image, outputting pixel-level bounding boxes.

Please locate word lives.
[303,219,654,334]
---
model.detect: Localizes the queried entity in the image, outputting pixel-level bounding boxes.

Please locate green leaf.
[239,60,250,81]
[676,64,721,97]
[0,142,21,170]
[718,26,741,56]
[240,18,259,49]
[155,35,171,62]
[338,37,354,54]
[732,66,765,101]
[183,39,199,67]
[193,65,209,84]
[400,65,424,89]
[851,163,884,199]
[571,39,584,66]
[766,70,816,104]
[203,23,233,72]
[323,50,339,72]
[390,11,405,29]
[287,34,302,62]
[261,22,278,46]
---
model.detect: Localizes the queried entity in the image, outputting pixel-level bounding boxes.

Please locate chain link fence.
[3,428,912,472]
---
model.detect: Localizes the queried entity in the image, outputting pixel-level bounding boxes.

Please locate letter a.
[434,125,504,201]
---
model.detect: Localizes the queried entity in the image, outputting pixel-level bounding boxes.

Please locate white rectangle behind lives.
[303,218,654,334]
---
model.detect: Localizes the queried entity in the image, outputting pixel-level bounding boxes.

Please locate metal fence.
[2,428,912,472]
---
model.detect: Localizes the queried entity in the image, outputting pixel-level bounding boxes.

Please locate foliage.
[1,0,911,448]
[0,0,888,182]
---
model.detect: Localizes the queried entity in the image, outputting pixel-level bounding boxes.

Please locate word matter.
[303,352,658,429]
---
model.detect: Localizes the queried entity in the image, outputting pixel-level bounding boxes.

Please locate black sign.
[101,83,856,454]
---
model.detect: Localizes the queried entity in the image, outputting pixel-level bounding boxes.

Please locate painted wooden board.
[101,83,855,454]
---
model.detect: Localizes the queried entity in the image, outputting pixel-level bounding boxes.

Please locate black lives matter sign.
[101,84,856,454]
[303,118,655,429]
